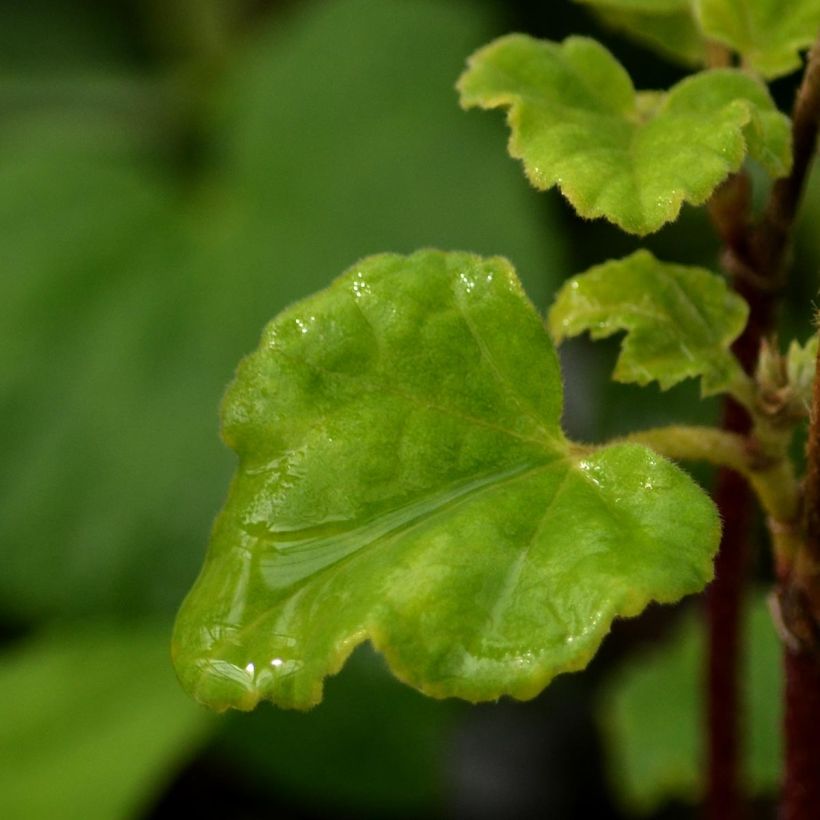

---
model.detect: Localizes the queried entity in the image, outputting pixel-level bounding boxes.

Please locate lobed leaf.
[548,249,749,395]
[695,0,820,79]
[173,250,720,711]
[457,35,791,234]
[600,594,781,813]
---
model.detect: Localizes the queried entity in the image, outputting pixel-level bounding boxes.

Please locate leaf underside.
[457,35,791,235]
[548,249,749,396]
[173,250,720,711]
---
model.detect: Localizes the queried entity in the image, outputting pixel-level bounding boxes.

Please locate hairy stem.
[617,424,799,524]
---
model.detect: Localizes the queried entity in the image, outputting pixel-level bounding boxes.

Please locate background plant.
[5,1,820,818]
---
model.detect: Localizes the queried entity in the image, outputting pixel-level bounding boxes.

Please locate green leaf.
[695,0,820,78]
[600,594,781,813]
[173,249,720,711]
[786,334,819,404]
[578,0,689,10]
[548,249,749,395]
[457,35,791,234]
[590,7,707,66]
[0,623,213,820]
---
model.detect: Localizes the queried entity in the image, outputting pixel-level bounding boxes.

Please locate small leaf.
[786,334,819,399]
[173,250,720,711]
[695,0,820,79]
[600,594,781,813]
[457,35,791,234]
[548,249,749,396]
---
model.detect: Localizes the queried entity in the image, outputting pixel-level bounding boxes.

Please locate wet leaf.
[173,250,720,711]
[548,249,749,395]
[457,35,791,234]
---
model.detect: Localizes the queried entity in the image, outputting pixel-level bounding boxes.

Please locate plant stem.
[703,35,820,820]
[781,331,820,820]
[783,650,820,820]
[617,425,799,523]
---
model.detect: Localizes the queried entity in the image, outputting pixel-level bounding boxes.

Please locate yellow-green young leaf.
[695,0,820,78]
[457,35,791,235]
[173,250,720,712]
[575,0,706,67]
[548,250,749,395]
[786,334,819,404]
[600,595,781,813]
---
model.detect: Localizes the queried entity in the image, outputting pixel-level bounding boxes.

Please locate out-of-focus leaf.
[458,35,791,234]
[173,250,720,711]
[576,0,706,66]
[600,594,781,813]
[595,8,706,65]
[0,623,213,820]
[0,0,567,621]
[786,334,819,405]
[216,645,459,815]
[695,0,820,79]
[548,250,749,395]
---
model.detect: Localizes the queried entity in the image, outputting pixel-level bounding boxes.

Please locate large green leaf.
[0,623,212,820]
[173,250,720,711]
[695,0,820,78]
[600,594,781,813]
[548,250,749,396]
[457,35,791,235]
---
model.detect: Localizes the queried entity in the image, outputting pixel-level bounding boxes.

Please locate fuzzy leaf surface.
[695,0,820,78]
[457,35,791,234]
[548,250,749,395]
[173,250,720,711]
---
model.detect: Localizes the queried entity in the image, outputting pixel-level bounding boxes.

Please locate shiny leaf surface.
[457,35,791,234]
[173,250,720,711]
[548,250,749,395]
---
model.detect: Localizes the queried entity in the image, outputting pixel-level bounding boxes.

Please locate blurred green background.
[2,1,816,817]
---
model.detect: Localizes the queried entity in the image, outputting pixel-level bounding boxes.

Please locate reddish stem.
[704,35,820,820]
[706,452,753,820]
[782,650,820,820]
[780,326,820,820]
